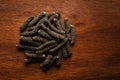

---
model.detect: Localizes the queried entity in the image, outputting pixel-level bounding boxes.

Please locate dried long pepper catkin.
[25,52,45,59]
[40,55,53,71]
[36,40,56,50]
[20,29,37,36]
[38,29,53,40]
[49,38,68,53]
[28,12,46,27]
[36,44,57,55]
[27,26,34,31]
[33,36,48,43]
[16,12,75,71]
[16,44,37,51]
[53,18,65,30]
[54,50,62,67]
[40,24,65,40]
[20,16,34,32]
[20,36,41,46]
[45,20,65,34]
[49,13,59,22]
[70,25,75,45]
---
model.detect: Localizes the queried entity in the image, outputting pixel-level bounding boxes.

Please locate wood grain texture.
[0,0,120,80]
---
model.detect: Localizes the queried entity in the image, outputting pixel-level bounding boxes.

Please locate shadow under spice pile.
[16,11,75,71]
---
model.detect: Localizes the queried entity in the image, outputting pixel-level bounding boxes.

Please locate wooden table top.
[0,0,120,80]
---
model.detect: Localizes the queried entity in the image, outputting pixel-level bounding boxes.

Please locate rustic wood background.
[0,0,120,80]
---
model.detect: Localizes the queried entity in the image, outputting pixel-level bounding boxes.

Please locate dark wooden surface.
[0,0,120,80]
